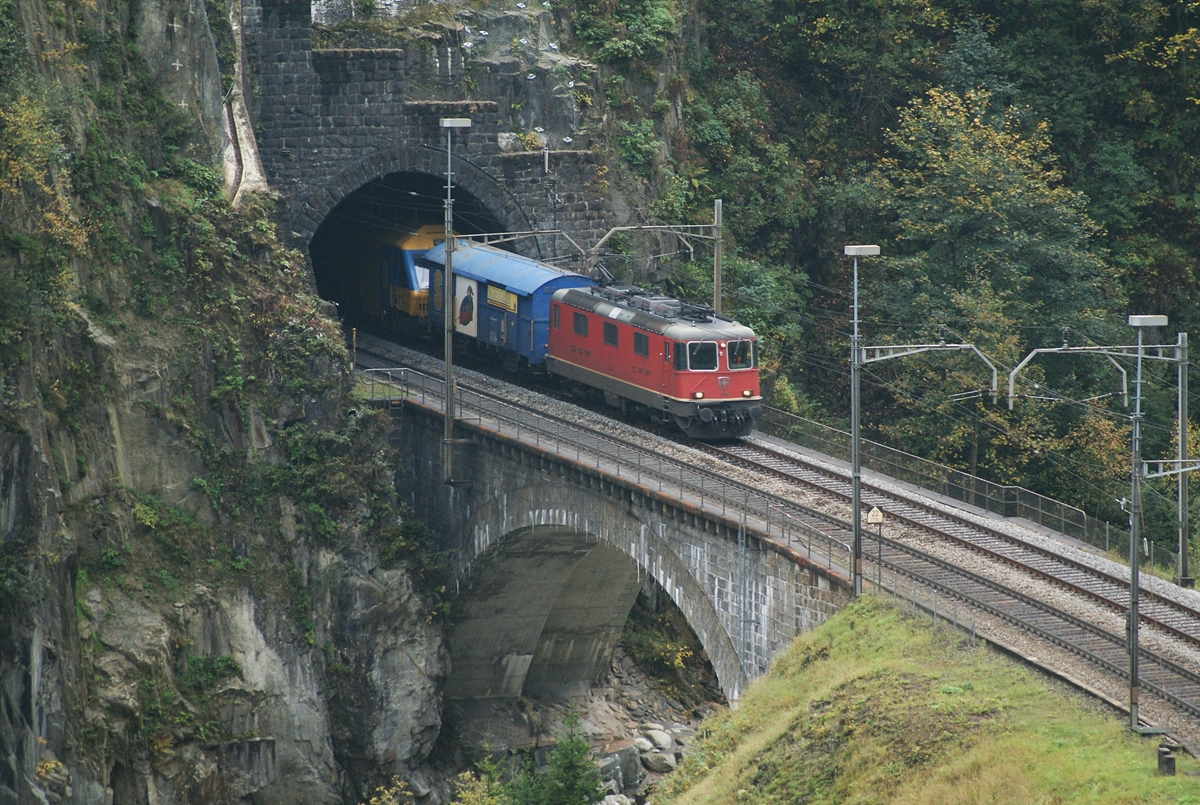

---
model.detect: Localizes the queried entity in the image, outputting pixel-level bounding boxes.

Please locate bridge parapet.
[363,368,853,702]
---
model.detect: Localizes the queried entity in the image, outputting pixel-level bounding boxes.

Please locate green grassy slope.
[652,599,1198,805]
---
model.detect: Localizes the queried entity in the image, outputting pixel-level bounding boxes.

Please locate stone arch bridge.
[374,372,852,707]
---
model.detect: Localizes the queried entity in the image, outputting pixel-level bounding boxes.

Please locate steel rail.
[712,440,1200,650]
[357,365,855,571]
[879,535,1200,720]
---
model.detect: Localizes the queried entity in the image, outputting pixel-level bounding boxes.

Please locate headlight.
[742,389,752,397]
[692,392,704,399]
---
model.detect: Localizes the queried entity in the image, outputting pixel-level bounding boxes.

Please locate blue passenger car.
[422,241,594,366]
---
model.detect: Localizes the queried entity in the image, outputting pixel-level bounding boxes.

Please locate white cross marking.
[172,60,183,70]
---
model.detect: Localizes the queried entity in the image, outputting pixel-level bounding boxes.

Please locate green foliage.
[447,725,603,805]
[170,157,223,199]
[941,18,1016,104]
[615,119,659,170]
[360,777,412,805]
[620,590,723,708]
[0,0,23,85]
[503,714,605,805]
[0,547,29,612]
[99,548,125,571]
[573,0,677,62]
[648,166,711,222]
[183,654,241,692]
[451,756,504,805]
[681,72,815,257]
[873,87,1111,345]
[769,375,798,415]
[660,0,1200,543]
[652,598,1200,804]
[136,678,186,761]
[203,0,238,95]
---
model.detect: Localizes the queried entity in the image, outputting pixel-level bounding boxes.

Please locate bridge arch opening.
[444,524,727,710]
[309,171,506,325]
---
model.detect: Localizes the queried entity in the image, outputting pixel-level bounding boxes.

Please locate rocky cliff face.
[0,0,448,800]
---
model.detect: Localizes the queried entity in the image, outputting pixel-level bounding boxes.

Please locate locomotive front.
[659,317,763,439]
[546,287,763,440]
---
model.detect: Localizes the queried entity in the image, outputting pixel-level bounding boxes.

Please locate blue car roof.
[424,241,590,296]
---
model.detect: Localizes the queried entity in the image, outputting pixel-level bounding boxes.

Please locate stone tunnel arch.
[299,141,535,248]
[445,480,742,707]
[308,145,531,324]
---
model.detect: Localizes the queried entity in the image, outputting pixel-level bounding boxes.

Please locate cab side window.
[552,304,560,329]
[603,322,618,346]
[573,311,588,336]
[633,332,649,357]
[674,342,688,370]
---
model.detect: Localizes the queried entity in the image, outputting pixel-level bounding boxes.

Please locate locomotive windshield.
[728,340,756,369]
[688,341,719,371]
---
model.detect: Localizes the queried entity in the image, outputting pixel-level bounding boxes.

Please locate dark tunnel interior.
[309,171,506,325]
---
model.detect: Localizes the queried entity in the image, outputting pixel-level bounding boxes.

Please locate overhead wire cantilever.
[1006,345,1133,410]
[862,342,1000,403]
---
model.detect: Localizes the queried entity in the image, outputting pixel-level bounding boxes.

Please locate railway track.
[709,439,1200,652]
[878,532,1200,721]
[353,338,1200,732]
[706,438,1200,729]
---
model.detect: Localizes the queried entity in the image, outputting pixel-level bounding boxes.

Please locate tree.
[451,757,504,805]
[860,87,1126,483]
[941,19,1017,105]
[503,714,605,805]
[872,87,1116,354]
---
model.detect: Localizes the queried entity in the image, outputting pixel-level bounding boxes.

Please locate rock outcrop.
[0,0,449,799]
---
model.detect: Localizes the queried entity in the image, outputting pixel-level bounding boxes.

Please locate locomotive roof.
[555,287,756,340]
[423,240,591,296]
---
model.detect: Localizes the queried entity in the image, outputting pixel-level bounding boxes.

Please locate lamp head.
[1128,315,1167,328]
[440,118,472,128]
[844,245,880,257]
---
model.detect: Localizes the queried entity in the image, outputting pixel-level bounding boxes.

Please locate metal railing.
[758,407,1185,576]
[358,368,854,574]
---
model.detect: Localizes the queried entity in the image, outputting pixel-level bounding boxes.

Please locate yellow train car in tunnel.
[361,224,453,322]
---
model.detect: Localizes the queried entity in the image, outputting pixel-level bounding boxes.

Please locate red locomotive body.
[545,286,762,439]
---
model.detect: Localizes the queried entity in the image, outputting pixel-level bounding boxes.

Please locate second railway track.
[710,438,1200,653]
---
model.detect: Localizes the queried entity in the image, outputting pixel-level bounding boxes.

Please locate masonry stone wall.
[241,0,610,255]
[390,402,852,702]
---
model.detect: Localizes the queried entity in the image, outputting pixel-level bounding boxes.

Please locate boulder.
[644,729,673,751]
[641,752,676,774]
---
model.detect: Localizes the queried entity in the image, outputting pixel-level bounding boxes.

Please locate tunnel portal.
[309,171,507,325]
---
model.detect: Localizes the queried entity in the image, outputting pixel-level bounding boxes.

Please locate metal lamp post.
[1009,318,1196,732]
[441,117,471,485]
[846,244,879,597]
[1127,314,1167,732]
[1127,315,1155,731]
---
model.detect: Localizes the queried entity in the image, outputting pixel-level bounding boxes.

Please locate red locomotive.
[546,285,762,439]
